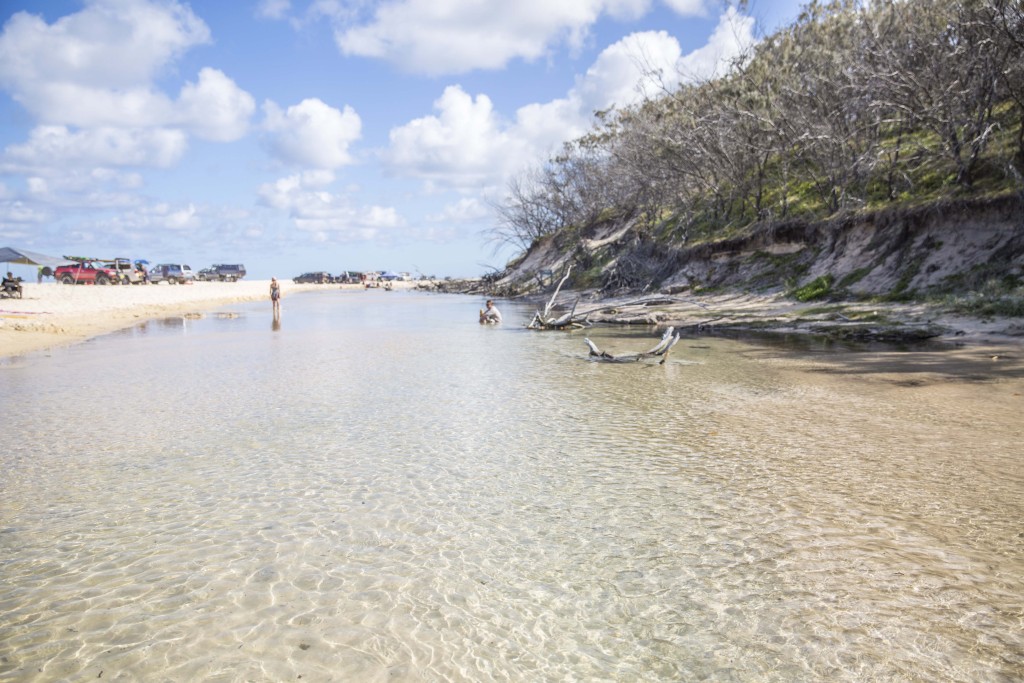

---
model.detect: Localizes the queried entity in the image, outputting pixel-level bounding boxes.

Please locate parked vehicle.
[293,271,332,284]
[55,260,120,285]
[336,271,363,283]
[148,263,195,284]
[101,257,144,284]
[197,263,246,282]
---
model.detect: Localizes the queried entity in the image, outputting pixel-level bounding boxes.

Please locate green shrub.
[792,274,834,301]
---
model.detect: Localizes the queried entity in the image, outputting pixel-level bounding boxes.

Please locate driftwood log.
[527,266,711,330]
[584,327,680,364]
[527,266,583,329]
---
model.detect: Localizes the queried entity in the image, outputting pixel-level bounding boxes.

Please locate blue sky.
[0,0,805,280]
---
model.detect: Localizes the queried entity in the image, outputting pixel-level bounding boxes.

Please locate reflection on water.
[1,291,1022,682]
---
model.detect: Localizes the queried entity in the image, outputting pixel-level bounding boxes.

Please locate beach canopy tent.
[0,246,75,269]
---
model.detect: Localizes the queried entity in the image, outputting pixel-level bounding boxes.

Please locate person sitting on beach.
[479,299,502,324]
[2,272,23,298]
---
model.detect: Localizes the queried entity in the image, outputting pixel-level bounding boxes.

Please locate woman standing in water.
[270,277,282,315]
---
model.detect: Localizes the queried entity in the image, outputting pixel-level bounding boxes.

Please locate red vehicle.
[55,260,120,285]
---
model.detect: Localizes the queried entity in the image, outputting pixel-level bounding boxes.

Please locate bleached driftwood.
[584,327,680,364]
[527,265,711,331]
[528,266,585,329]
[529,294,709,330]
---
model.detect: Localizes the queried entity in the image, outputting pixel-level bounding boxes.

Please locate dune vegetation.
[488,0,1024,315]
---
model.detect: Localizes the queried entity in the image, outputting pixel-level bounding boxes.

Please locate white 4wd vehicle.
[149,264,195,284]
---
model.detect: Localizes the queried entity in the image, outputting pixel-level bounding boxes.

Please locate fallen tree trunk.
[528,266,584,329]
[527,267,710,329]
[529,294,710,330]
[584,327,680,364]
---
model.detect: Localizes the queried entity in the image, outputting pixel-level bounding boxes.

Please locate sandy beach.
[0,279,423,358]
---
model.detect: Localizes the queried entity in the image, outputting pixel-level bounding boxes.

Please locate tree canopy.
[492,0,1024,271]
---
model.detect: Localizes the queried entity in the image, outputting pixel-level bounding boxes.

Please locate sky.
[0,0,806,280]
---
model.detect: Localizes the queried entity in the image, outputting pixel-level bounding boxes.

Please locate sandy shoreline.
[3,278,1022,360]
[0,279,423,358]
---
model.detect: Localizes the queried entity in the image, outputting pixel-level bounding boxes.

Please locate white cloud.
[0,0,253,167]
[92,200,205,241]
[257,172,404,241]
[22,169,144,201]
[15,172,145,217]
[90,168,145,190]
[3,126,188,171]
[661,0,707,16]
[381,33,681,190]
[257,170,336,210]
[383,8,757,195]
[0,67,254,141]
[161,203,200,231]
[263,99,362,169]
[385,85,535,189]
[176,68,256,142]
[256,0,292,20]
[0,0,211,119]
[428,197,490,223]
[0,0,210,92]
[332,0,652,75]
[0,200,50,228]
[677,6,755,81]
[554,16,753,117]
[99,202,269,249]
[575,30,684,113]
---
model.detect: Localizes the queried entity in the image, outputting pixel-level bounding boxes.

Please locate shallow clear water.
[1,291,1022,682]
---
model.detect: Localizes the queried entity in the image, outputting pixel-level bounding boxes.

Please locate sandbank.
[0,279,422,359]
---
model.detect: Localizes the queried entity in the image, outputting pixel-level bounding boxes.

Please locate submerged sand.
[0,279,422,358]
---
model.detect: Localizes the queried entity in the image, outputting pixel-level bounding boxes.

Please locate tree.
[487,167,562,255]
[863,0,1011,188]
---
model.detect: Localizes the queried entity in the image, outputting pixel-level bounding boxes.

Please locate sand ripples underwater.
[1,292,1022,681]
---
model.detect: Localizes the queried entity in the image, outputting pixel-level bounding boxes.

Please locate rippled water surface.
[1,291,1022,682]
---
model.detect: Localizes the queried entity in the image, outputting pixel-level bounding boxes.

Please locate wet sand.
[0,280,424,358]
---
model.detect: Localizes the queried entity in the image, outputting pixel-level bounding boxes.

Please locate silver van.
[148,263,195,284]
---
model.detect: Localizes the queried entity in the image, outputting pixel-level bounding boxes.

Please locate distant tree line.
[492,0,1024,259]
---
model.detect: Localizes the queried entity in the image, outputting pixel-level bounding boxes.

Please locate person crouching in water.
[479,299,502,324]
